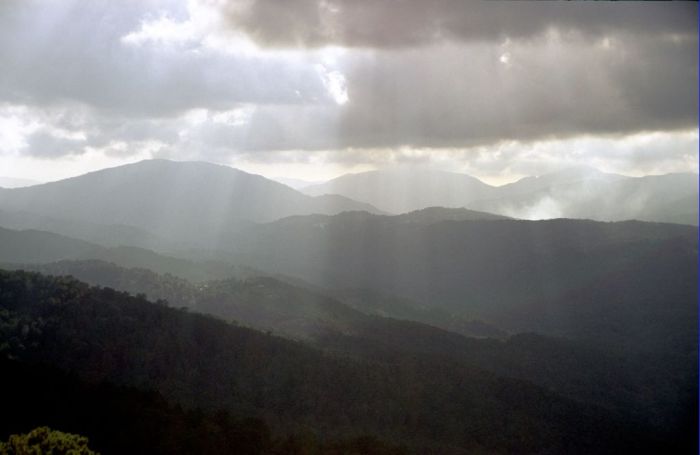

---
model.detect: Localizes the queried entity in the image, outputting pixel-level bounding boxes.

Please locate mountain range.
[303,166,698,225]
[1,162,694,258]
[226,212,697,357]
[0,159,696,453]
[0,160,381,250]
[2,209,695,359]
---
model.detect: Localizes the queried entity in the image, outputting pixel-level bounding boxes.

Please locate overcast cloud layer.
[226,0,697,48]
[0,0,697,182]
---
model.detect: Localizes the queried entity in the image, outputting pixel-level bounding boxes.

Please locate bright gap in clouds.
[227,129,699,186]
[318,68,349,105]
[0,149,154,184]
[1,128,696,186]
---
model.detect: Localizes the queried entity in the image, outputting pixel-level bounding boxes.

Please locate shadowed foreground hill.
[13,259,695,443]
[0,360,408,455]
[0,270,672,454]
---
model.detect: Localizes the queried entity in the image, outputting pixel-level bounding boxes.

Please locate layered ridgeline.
[1,213,696,358]
[8,258,696,440]
[0,160,696,452]
[0,226,244,282]
[0,160,380,250]
[227,212,697,356]
[302,167,698,225]
[0,269,688,454]
[6,249,507,341]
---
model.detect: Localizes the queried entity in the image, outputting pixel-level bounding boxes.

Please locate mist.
[0,1,697,454]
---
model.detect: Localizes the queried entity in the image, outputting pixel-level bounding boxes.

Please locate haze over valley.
[0,1,697,454]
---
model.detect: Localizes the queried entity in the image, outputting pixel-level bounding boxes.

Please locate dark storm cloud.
[227,34,697,152]
[330,35,699,150]
[224,0,697,48]
[0,0,696,162]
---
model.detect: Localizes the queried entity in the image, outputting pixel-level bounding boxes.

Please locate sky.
[0,0,697,186]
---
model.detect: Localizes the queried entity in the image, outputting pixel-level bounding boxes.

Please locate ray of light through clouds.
[0,0,696,183]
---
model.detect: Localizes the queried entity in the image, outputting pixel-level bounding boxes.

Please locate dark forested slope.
[0,269,671,454]
[9,258,695,441]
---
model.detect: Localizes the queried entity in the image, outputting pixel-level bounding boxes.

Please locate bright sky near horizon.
[0,0,697,185]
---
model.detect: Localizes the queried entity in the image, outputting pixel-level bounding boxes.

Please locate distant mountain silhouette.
[303,168,494,214]
[475,170,698,225]
[302,166,698,224]
[0,160,381,249]
[270,176,323,189]
[495,166,624,195]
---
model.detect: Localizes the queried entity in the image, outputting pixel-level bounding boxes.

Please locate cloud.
[0,0,696,179]
[22,130,86,157]
[199,33,697,153]
[0,0,336,116]
[223,0,697,48]
[331,34,698,150]
[226,129,699,184]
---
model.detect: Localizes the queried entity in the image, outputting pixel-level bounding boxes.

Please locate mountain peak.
[503,166,624,192]
[303,167,494,214]
[0,159,381,249]
[99,158,250,176]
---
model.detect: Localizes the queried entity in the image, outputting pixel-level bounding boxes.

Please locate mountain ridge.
[0,159,382,250]
[302,166,698,224]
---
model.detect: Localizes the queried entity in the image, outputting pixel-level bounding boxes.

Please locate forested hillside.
[7,251,696,444]
[0,269,681,454]
[230,216,697,351]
